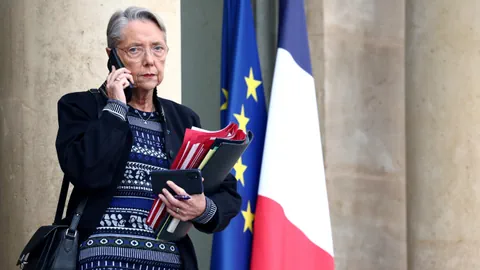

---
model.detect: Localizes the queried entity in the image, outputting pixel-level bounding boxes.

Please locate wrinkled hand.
[106,66,134,104]
[159,181,206,222]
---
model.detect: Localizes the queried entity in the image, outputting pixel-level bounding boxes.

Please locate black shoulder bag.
[16,177,87,270]
[16,89,107,269]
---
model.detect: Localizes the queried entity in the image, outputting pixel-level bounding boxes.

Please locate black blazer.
[55,88,241,270]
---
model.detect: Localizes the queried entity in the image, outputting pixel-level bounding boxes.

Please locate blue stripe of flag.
[278,0,312,75]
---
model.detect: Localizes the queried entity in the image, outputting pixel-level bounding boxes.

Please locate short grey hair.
[107,6,167,48]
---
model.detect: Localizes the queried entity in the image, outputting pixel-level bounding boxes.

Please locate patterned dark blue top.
[78,104,181,270]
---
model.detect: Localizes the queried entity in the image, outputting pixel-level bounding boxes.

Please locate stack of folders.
[146,122,253,241]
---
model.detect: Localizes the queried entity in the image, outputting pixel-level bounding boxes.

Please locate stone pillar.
[320,0,407,269]
[0,1,180,268]
[406,1,480,269]
[252,0,278,104]
[305,0,325,144]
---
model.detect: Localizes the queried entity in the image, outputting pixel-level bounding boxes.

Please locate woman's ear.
[105,47,111,56]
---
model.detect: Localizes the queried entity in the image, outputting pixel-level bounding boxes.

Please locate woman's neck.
[128,89,155,112]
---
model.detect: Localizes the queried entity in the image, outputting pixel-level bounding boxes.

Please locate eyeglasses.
[117,44,168,62]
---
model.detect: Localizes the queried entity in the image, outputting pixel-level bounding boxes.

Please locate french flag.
[250,0,334,269]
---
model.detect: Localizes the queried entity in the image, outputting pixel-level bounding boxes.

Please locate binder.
[146,125,254,241]
[170,123,244,170]
[201,131,253,194]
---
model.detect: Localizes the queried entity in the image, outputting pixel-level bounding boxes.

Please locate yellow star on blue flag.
[211,1,267,270]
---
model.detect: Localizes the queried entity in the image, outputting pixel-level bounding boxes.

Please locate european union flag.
[211,1,267,270]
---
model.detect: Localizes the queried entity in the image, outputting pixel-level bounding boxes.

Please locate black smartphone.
[150,169,203,196]
[107,48,133,101]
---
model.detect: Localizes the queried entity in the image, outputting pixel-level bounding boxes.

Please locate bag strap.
[89,88,105,118]
[53,179,88,229]
[66,198,88,238]
[53,88,105,225]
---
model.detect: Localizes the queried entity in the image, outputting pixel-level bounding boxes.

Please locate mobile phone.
[150,169,203,196]
[107,48,133,101]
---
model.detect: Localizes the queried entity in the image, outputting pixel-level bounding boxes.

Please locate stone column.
[406,1,480,269]
[320,0,407,269]
[0,1,180,268]
[252,0,278,104]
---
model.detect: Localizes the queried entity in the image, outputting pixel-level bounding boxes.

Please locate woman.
[55,6,241,270]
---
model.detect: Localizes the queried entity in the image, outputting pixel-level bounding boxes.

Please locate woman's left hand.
[158,181,206,222]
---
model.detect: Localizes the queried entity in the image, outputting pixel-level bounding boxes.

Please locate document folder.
[146,124,254,242]
[201,131,253,194]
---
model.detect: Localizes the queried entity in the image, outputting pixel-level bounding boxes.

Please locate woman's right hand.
[106,66,134,104]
